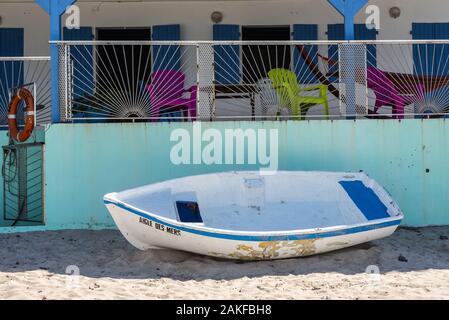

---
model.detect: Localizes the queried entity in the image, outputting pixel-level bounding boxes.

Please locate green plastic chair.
[268,68,329,119]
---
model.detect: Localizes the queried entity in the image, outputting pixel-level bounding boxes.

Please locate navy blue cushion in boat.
[176,201,203,223]
[339,180,390,220]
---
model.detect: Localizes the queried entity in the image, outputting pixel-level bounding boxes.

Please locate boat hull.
[105,200,401,260]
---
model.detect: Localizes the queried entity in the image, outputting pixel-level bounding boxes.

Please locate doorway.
[241,26,291,83]
[95,27,152,117]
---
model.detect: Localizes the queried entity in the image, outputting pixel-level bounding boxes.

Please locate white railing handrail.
[0,56,51,61]
[50,39,449,46]
[66,114,449,121]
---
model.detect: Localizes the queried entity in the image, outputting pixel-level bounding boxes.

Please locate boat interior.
[112,171,401,232]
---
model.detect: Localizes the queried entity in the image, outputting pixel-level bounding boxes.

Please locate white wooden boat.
[104,171,403,260]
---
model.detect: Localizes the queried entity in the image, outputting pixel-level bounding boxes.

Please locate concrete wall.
[11,119,445,233]
[0,0,448,56]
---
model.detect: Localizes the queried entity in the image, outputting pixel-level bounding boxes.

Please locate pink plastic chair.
[315,51,425,119]
[367,66,425,119]
[146,70,197,121]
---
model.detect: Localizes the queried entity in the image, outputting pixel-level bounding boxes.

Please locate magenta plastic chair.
[146,70,197,121]
[367,66,424,119]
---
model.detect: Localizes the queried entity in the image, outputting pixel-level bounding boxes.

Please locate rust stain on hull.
[209,239,318,260]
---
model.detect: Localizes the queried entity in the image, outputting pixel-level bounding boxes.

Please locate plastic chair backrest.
[268,68,300,105]
[151,70,185,100]
[367,66,395,90]
[256,78,279,106]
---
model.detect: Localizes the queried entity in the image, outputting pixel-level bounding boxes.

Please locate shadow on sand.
[0,227,448,281]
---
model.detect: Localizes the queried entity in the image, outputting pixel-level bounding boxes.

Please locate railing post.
[338,43,368,118]
[196,43,215,121]
[57,44,71,122]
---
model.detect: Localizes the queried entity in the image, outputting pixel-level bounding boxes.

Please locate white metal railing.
[0,56,51,127]
[53,40,449,121]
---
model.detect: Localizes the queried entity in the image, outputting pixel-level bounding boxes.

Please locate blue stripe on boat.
[104,200,401,242]
[339,180,390,221]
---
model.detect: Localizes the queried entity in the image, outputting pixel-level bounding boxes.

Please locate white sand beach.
[0,227,448,300]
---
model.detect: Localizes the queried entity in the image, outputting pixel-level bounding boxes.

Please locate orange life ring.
[8,88,35,142]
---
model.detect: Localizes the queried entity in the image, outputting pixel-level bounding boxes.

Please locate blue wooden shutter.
[355,24,377,68]
[152,24,181,71]
[412,23,449,76]
[63,27,94,97]
[327,24,344,80]
[293,24,318,84]
[434,24,449,76]
[434,23,449,38]
[328,24,377,41]
[213,24,240,84]
[412,23,434,76]
[412,23,435,40]
[0,28,24,125]
[0,28,24,56]
[327,24,377,72]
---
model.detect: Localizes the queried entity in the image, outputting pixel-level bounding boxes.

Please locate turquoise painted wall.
[1,119,449,232]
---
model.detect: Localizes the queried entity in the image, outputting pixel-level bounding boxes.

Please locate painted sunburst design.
[415,96,449,115]
[67,42,197,120]
[116,106,148,119]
